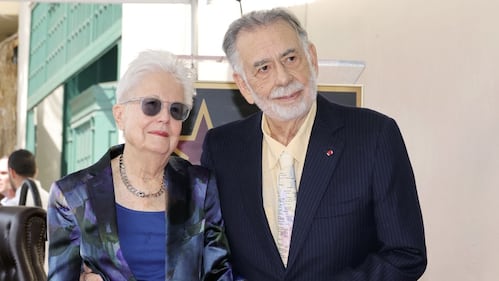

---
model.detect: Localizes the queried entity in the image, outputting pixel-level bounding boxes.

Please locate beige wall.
[35,86,63,190]
[306,0,498,280]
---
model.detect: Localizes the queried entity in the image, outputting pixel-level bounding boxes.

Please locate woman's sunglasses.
[121,97,191,122]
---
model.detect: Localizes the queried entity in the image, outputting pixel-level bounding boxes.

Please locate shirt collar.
[262,101,317,168]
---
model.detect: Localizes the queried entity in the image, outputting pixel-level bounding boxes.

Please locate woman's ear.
[112,104,126,130]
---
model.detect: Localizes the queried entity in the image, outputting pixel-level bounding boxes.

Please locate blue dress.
[117,204,166,281]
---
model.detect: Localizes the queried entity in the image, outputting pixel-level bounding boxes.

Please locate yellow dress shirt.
[261,101,317,244]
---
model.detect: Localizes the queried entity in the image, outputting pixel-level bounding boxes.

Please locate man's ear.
[233,73,255,104]
[308,43,319,75]
[8,167,17,180]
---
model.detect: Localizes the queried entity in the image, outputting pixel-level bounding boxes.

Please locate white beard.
[249,71,318,122]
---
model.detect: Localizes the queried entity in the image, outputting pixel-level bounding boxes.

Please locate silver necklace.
[119,154,166,198]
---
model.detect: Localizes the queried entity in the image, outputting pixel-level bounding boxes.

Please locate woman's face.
[113,70,185,157]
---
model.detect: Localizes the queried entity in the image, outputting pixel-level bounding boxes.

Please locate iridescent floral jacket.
[47,144,233,281]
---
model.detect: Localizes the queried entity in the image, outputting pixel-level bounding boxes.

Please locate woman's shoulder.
[169,156,209,177]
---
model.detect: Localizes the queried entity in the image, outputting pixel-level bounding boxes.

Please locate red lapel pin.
[326,149,334,157]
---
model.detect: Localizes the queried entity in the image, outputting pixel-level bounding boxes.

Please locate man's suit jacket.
[201,95,427,281]
[48,144,233,281]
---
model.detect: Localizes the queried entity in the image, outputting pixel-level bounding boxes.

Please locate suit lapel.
[87,146,119,240]
[87,165,117,239]
[86,145,135,277]
[287,96,346,268]
[237,114,285,270]
[164,156,200,279]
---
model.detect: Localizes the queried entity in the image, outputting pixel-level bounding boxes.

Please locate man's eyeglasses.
[121,97,191,122]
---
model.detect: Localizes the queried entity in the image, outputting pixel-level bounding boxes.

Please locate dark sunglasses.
[121,97,191,121]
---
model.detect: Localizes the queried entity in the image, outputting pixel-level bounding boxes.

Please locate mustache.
[269,81,305,98]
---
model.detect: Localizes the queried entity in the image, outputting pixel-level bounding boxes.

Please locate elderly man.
[201,7,427,281]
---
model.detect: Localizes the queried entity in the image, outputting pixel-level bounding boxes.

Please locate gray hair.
[116,50,195,106]
[222,8,310,75]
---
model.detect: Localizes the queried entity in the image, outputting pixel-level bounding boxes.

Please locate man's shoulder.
[0,196,17,206]
[318,95,394,128]
[208,111,262,136]
[319,95,390,119]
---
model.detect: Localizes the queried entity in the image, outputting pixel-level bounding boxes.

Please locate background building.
[0,2,19,155]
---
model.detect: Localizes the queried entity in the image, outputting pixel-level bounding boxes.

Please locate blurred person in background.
[0,155,15,204]
[2,149,49,208]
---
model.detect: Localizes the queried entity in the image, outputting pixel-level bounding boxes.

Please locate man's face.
[0,157,12,195]
[233,20,319,122]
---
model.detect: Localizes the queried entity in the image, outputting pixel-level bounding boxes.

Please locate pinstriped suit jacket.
[201,95,427,281]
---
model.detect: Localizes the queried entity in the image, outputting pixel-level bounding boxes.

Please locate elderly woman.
[47,50,233,281]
